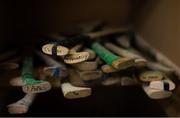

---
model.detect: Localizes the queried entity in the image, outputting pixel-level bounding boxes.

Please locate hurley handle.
[91,42,120,65]
[86,27,129,39]
[104,42,140,59]
[22,57,33,82]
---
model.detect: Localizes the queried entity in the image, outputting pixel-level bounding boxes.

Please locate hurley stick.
[85,27,129,39]
[64,44,89,64]
[42,43,69,56]
[101,64,119,73]
[36,51,68,78]
[22,57,51,94]
[104,42,147,67]
[72,61,98,71]
[101,74,121,86]
[116,35,175,74]
[69,68,88,87]
[10,76,62,89]
[142,84,172,99]
[9,67,46,87]
[149,77,175,91]
[71,48,97,71]
[7,93,36,114]
[78,70,103,81]
[138,70,164,82]
[91,42,134,70]
[83,48,96,60]
[132,34,180,78]
[61,82,91,99]
[147,61,174,75]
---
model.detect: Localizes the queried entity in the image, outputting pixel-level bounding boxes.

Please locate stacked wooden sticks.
[5,23,180,114]
[40,27,178,99]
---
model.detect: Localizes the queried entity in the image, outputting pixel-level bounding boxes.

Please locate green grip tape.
[22,57,44,85]
[22,57,33,77]
[91,42,120,65]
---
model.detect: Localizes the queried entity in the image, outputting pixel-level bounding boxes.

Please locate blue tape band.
[52,67,60,77]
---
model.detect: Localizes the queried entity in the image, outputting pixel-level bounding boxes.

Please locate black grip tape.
[164,82,170,91]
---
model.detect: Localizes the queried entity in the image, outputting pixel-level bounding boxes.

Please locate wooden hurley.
[104,42,147,67]
[149,78,175,91]
[101,75,121,86]
[36,51,68,78]
[71,48,97,71]
[72,61,98,71]
[10,67,46,87]
[147,61,174,75]
[85,27,129,39]
[83,48,96,60]
[116,35,175,74]
[142,84,172,99]
[139,70,164,82]
[42,43,69,56]
[22,57,51,94]
[101,64,119,73]
[69,68,87,87]
[91,42,134,70]
[10,75,62,89]
[115,36,149,67]
[61,82,91,99]
[133,34,180,78]
[100,43,145,73]
[64,44,90,64]
[78,70,103,81]
[7,93,36,114]
[64,52,89,64]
